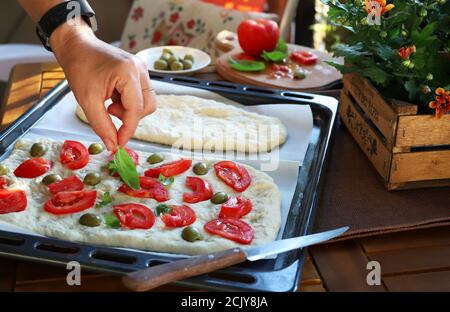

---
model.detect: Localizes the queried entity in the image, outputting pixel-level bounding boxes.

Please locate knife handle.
[122,248,247,292]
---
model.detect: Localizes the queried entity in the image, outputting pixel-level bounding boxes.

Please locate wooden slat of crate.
[339,89,392,180]
[396,114,450,148]
[343,73,398,148]
[390,150,450,183]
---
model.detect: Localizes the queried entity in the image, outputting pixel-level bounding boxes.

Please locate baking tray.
[0,74,338,292]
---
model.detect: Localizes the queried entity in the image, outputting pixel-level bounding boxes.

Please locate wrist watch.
[36,0,97,51]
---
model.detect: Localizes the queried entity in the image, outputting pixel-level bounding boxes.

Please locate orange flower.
[365,0,395,15]
[398,45,416,60]
[429,88,450,119]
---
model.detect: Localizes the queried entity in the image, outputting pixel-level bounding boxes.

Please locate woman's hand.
[50,21,156,151]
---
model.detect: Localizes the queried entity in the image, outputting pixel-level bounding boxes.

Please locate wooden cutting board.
[215,31,342,91]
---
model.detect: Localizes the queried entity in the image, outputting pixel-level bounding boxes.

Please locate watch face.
[36,26,51,51]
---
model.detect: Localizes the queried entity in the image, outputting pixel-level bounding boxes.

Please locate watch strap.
[36,0,95,51]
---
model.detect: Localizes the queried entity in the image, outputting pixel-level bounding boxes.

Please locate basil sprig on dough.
[229,58,266,72]
[158,173,174,188]
[96,192,112,208]
[112,146,140,190]
[103,213,120,229]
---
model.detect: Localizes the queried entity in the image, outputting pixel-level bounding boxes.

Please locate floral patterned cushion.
[120,0,278,61]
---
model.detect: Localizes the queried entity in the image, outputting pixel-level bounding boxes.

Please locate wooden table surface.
[1,63,449,292]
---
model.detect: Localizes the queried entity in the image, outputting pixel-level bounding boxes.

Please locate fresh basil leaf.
[96,192,112,208]
[114,146,140,190]
[275,38,288,53]
[107,161,117,175]
[261,50,287,62]
[155,204,172,216]
[229,58,266,72]
[158,173,174,187]
[103,213,120,229]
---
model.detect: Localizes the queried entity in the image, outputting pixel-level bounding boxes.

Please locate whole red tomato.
[237,19,280,57]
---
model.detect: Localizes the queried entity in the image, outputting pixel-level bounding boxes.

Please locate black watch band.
[36,0,97,51]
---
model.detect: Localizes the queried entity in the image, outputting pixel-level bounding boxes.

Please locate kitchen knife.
[122,226,349,291]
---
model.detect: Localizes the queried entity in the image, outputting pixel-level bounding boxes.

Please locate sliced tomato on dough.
[214,161,251,192]
[0,177,8,189]
[44,190,97,215]
[118,176,168,202]
[47,175,84,194]
[113,203,155,230]
[14,158,52,178]
[144,159,192,178]
[219,196,252,219]
[0,189,27,214]
[59,140,89,170]
[204,217,254,244]
[160,205,196,227]
[183,176,213,204]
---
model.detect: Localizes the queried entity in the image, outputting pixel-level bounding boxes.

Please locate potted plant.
[322,0,450,190]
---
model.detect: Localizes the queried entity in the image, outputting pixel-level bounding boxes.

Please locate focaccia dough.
[76,95,287,153]
[0,139,281,255]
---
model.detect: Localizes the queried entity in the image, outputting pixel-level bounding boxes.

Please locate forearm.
[17,0,95,64]
[18,0,68,22]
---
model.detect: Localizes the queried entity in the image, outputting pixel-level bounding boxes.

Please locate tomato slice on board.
[59,140,89,170]
[48,175,84,194]
[160,205,196,227]
[113,203,155,230]
[118,176,169,202]
[204,218,254,245]
[109,147,139,165]
[214,161,251,192]
[145,159,192,178]
[0,189,27,214]
[219,196,252,219]
[183,176,213,204]
[290,51,318,66]
[44,190,97,215]
[14,158,52,178]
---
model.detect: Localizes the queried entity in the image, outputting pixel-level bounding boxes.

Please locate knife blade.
[122,226,348,291]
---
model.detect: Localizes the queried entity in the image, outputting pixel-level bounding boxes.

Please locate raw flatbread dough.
[0,139,281,255]
[76,95,288,153]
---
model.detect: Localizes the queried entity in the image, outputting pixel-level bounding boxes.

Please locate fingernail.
[104,139,115,152]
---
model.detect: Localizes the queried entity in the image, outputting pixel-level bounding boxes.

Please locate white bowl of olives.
[137,46,211,75]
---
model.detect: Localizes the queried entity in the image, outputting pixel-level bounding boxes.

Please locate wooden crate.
[340,73,450,190]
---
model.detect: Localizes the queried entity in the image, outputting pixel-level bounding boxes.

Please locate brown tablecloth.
[313,120,450,241]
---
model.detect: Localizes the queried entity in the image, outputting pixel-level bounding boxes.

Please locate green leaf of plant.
[114,146,140,190]
[275,38,288,53]
[229,58,266,72]
[103,213,120,229]
[261,50,287,62]
[155,204,172,216]
[96,192,113,208]
[158,173,174,187]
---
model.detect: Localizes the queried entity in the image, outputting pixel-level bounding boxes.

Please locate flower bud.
[402,60,411,67]
[380,31,388,38]
[426,73,434,81]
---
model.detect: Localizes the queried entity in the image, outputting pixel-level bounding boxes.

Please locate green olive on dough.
[211,192,229,205]
[88,143,104,155]
[193,162,208,175]
[293,69,306,80]
[42,174,62,186]
[79,213,102,227]
[30,143,47,157]
[147,153,164,165]
[155,204,172,216]
[84,172,101,186]
[0,164,8,176]
[182,226,202,242]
